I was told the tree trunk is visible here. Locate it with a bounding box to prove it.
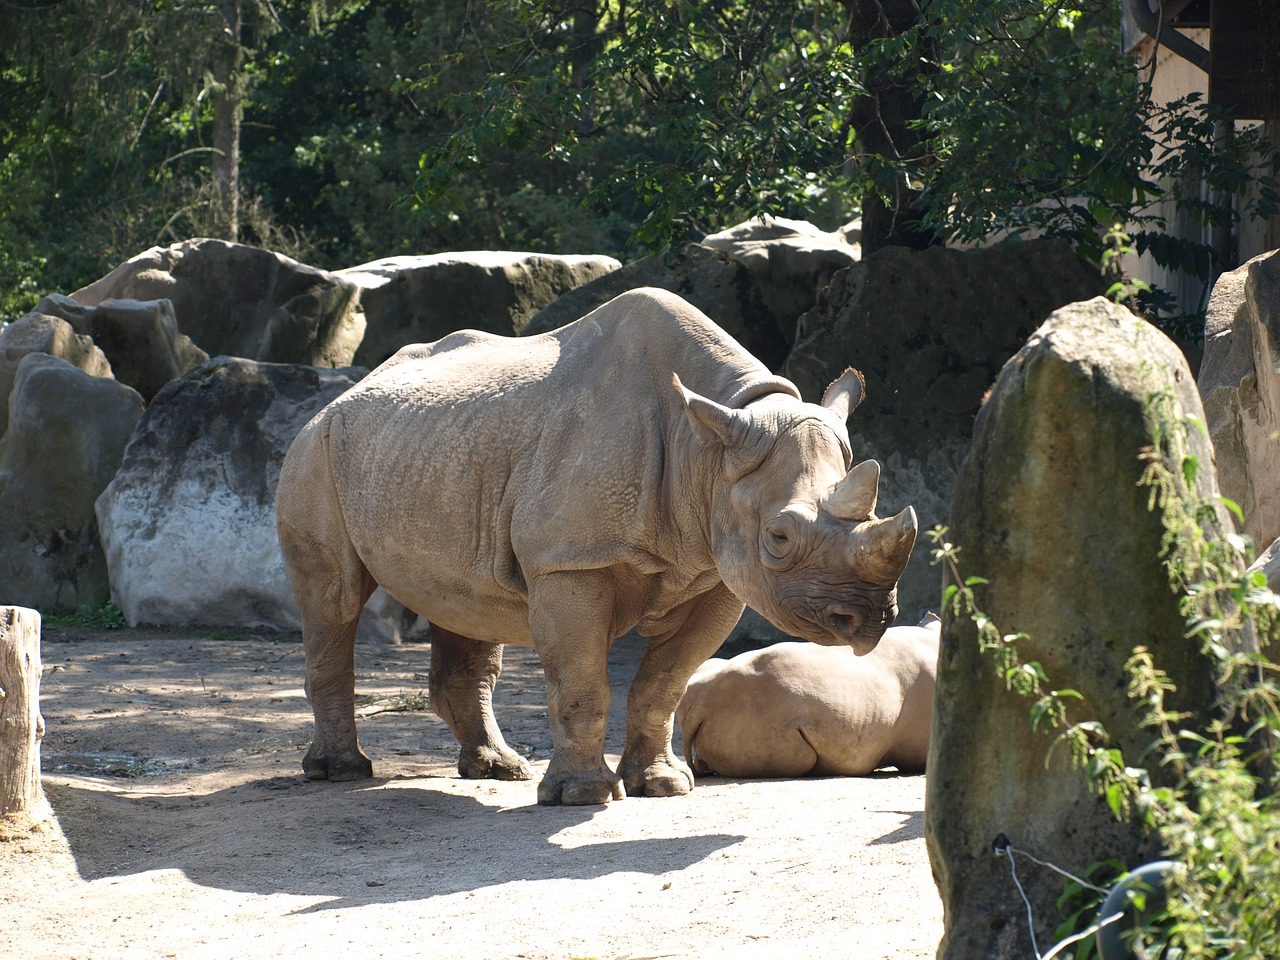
[211,0,243,242]
[0,606,44,822]
[844,0,938,255]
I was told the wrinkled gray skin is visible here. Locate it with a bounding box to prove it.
[276,287,918,805]
[677,615,940,778]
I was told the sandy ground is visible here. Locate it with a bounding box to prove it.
[1,625,943,960]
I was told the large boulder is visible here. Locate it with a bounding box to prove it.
[522,243,791,371]
[340,251,620,368]
[0,311,113,435]
[927,298,1228,960]
[15,294,207,402]
[1199,249,1280,553]
[96,358,368,631]
[71,239,366,368]
[701,216,860,335]
[0,354,144,612]
[783,239,1106,619]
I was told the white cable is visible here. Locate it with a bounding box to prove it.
[994,835,1118,959]
[997,841,1043,959]
[1041,913,1125,960]
[1008,843,1112,896]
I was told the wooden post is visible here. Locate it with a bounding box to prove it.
[0,606,43,822]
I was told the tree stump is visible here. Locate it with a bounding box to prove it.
[0,606,44,822]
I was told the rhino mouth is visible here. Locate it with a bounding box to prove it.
[802,592,897,652]
[822,606,894,653]
[759,584,897,652]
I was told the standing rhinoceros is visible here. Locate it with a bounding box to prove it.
[276,287,917,805]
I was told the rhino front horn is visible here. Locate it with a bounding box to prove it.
[824,458,881,521]
[851,506,918,583]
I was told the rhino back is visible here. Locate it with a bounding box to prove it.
[316,288,787,637]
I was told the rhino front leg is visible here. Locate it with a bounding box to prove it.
[621,585,745,797]
[429,625,532,782]
[528,572,625,806]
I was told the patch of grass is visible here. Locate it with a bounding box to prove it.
[44,601,127,630]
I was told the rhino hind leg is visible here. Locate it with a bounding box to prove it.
[289,539,378,782]
[277,416,377,782]
[429,625,532,782]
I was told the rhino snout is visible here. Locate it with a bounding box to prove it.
[823,602,894,653]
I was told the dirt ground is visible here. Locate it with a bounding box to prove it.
[1,624,943,960]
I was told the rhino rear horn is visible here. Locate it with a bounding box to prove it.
[823,458,880,520]
[852,506,918,584]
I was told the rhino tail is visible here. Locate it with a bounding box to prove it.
[679,710,712,775]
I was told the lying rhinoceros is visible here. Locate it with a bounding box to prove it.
[276,287,917,805]
[677,615,940,778]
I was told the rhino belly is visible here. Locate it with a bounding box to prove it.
[328,403,538,645]
[368,569,534,646]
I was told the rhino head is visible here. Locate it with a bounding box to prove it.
[675,368,917,654]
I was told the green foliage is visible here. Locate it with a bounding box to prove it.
[916,1,1276,341]
[45,602,127,631]
[0,0,315,319]
[411,1,858,253]
[932,392,1280,957]
[2,0,1275,332]
[413,0,1276,337]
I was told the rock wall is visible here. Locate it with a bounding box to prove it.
[71,239,367,368]
[701,215,860,336]
[523,243,791,371]
[341,251,620,368]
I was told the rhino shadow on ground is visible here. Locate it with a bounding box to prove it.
[44,774,746,910]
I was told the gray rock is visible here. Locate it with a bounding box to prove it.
[72,239,366,368]
[927,297,1227,960]
[1251,535,1280,591]
[0,311,113,435]
[17,294,207,402]
[783,240,1107,619]
[1199,249,1280,554]
[0,354,144,612]
[95,357,370,630]
[522,243,790,371]
[701,216,860,335]
[341,251,620,369]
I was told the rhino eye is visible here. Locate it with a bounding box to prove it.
[763,516,797,563]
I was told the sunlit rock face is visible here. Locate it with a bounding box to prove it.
[928,297,1228,960]
[1199,248,1280,555]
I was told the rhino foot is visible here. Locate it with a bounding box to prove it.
[458,745,532,781]
[618,753,695,798]
[537,768,625,806]
[303,746,374,782]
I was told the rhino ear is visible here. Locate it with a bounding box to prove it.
[673,373,753,449]
[823,458,880,520]
[821,368,866,422]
